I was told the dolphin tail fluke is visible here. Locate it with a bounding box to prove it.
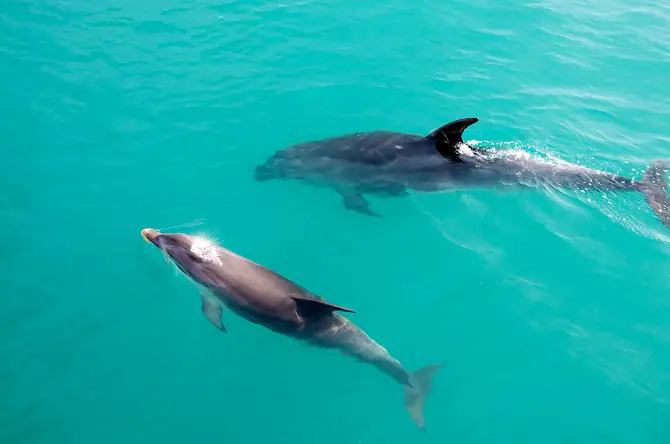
[403,364,444,430]
[635,161,670,228]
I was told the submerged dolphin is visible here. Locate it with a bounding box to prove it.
[255,118,670,226]
[140,228,443,429]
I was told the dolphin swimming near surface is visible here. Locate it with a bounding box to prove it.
[140,228,443,429]
[254,118,670,226]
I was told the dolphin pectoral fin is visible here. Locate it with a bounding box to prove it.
[427,117,479,161]
[338,191,384,218]
[254,164,277,182]
[201,293,226,332]
[378,183,409,197]
[291,296,355,319]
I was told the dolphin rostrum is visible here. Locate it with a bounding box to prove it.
[255,117,670,226]
[140,228,443,429]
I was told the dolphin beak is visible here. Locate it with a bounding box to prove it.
[141,228,160,245]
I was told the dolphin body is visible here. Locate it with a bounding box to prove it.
[255,118,670,226]
[140,228,442,429]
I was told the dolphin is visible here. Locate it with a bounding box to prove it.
[254,117,670,226]
[140,228,443,429]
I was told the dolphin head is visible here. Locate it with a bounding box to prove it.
[141,228,226,289]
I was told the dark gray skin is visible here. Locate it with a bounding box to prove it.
[141,228,442,429]
[255,118,670,227]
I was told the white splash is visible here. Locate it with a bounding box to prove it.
[456,142,474,157]
[190,235,223,266]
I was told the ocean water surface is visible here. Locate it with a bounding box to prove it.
[2,0,670,443]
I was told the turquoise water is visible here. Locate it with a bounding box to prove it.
[2,0,670,442]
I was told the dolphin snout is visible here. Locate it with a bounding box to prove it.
[141,228,160,245]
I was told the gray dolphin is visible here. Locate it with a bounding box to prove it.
[140,228,443,429]
[255,118,670,226]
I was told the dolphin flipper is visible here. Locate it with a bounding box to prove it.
[201,293,226,332]
[384,183,410,197]
[337,190,384,218]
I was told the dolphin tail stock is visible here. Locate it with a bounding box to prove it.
[634,161,670,228]
[403,364,444,430]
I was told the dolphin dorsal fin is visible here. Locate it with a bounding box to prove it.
[427,118,478,160]
[428,117,478,143]
[291,296,355,319]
